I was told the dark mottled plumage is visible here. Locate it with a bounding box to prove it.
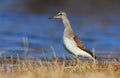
[73,34,97,59]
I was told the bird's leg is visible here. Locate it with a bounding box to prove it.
[92,58,98,65]
[70,57,80,72]
[91,58,98,70]
[76,58,80,64]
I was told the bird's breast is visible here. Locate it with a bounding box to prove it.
[63,36,79,55]
[63,36,93,59]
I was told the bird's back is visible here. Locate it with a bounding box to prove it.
[73,34,97,59]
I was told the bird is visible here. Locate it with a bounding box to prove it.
[49,11,97,61]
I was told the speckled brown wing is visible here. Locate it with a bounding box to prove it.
[73,34,96,59]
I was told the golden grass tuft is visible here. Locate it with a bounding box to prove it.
[0,56,120,78]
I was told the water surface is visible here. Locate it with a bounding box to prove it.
[0,13,120,59]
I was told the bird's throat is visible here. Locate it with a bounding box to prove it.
[62,17,73,36]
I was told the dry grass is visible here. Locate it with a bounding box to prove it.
[0,56,120,78]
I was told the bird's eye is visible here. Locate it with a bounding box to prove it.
[58,13,62,16]
[59,13,62,15]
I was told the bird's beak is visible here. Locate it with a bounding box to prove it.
[48,15,57,19]
[48,17,53,19]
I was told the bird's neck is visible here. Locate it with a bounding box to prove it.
[62,17,73,36]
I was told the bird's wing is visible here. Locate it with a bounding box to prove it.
[73,34,96,58]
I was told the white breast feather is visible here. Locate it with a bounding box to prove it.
[63,36,93,59]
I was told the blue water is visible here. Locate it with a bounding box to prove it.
[0,13,120,58]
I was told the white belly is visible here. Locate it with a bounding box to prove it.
[63,36,93,59]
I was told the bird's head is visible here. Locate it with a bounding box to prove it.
[49,11,67,19]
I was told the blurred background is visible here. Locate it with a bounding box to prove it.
[0,0,120,14]
[0,0,120,58]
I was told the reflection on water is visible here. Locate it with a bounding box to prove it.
[0,13,120,59]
